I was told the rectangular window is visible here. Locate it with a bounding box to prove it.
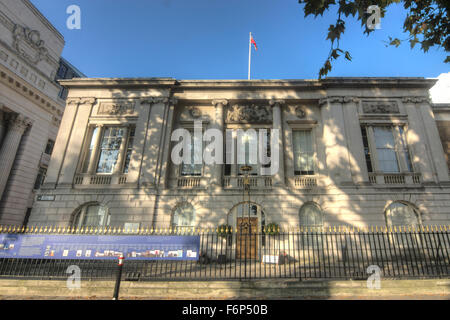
[34,167,47,190]
[374,126,399,173]
[237,131,258,175]
[181,130,202,176]
[45,139,55,155]
[123,127,135,173]
[398,126,413,172]
[361,126,373,172]
[293,130,314,175]
[96,127,125,173]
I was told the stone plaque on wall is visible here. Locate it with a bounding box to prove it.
[362,101,399,114]
[226,104,272,123]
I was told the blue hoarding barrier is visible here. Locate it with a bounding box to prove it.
[0,234,200,260]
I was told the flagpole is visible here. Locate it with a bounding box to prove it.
[248,32,251,80]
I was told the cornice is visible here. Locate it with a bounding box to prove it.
[0,64,64,125]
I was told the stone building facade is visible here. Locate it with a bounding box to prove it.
[0,0,80,225]
[29,77,450,231]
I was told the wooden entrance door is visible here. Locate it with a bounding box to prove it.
[236,217,258,259]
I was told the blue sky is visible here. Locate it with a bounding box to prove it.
[31,0,449,79]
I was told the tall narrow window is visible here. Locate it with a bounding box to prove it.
[181,130,202,176]
[45,140,55,155]
[96,127,125,173]
[123,127,135,173]
[361,126,373,172]
[293,130,314,175]
[238,131,258,175]
[398,126,413,172]
[374,127,399,173]
[33,167,47,190]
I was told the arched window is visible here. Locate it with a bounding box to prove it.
[73,204,110,228]
[172,203,195,228]
[299,203,323,227]
[385,202,420,226]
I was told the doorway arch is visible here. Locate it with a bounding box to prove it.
[226,202,266,259]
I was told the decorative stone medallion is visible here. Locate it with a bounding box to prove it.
[295,106,306,118]
[12,24,48,65]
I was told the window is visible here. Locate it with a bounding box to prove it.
[299,203,323,227]
[293,130,314,175]
[96,127,125,173]
[362,125,413,173]
[299,203,323,249]
[81,127,99,173]
[181,130,202,176]
[123,127,135,173]
[45,139,55,155]
[361,126,373,172]
[73,204,110,228]
[172,203,195,228]
[33,167,47,190]
[385,202,420,227]
[374,127,399,173]
[56,64,67,79]
[237,130,258,175]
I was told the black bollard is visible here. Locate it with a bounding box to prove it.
[112,253,124,300]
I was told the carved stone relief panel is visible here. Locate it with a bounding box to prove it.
[97,101,135,116]
[225,104,272,123]
[362,100,399,114]
[12,24,48,65]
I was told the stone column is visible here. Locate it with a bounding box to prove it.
[416,97,450,183]
[158,98,177,189]
[402,97,435,183]
[269,100,285,186]
[342,97,368,184]
[0,114,32,199]
[58,98,96,186]
[87,124,104,174]
[320,97,353,186]
[211,99,227,187]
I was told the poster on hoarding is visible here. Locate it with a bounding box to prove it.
[0,234,200,261]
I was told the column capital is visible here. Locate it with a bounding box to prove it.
[343,96,360,104]
[319,96,345,105]
[6,114,32,133]
[269,99,285,107]
[402,96,430,104]
[211,99,228,107]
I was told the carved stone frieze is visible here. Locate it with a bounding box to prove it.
[12,24,48,65]
[226,104,272,123]
[98,101,135,115]
[362,100,399,114]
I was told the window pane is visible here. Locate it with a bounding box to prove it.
[386,202,419,226]
[82,127,99,173]
[75,205,109,228]
[96,127,124,173]
[181,130,202,176]
[293,130,314,175]
[300,204,323,226]
[173,204,195,227]
[123,127,135,173]
[374,127,399,173]
[398,126,413,172]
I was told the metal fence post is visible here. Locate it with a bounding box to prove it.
[112,254,124,300]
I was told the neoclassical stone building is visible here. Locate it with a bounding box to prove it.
[0,0,82,225]
[29,77,450,231]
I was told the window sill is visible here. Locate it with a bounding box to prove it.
[73,173,129,186]
[368,172,422,186]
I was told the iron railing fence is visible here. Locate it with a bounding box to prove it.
[0,225,449,281]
